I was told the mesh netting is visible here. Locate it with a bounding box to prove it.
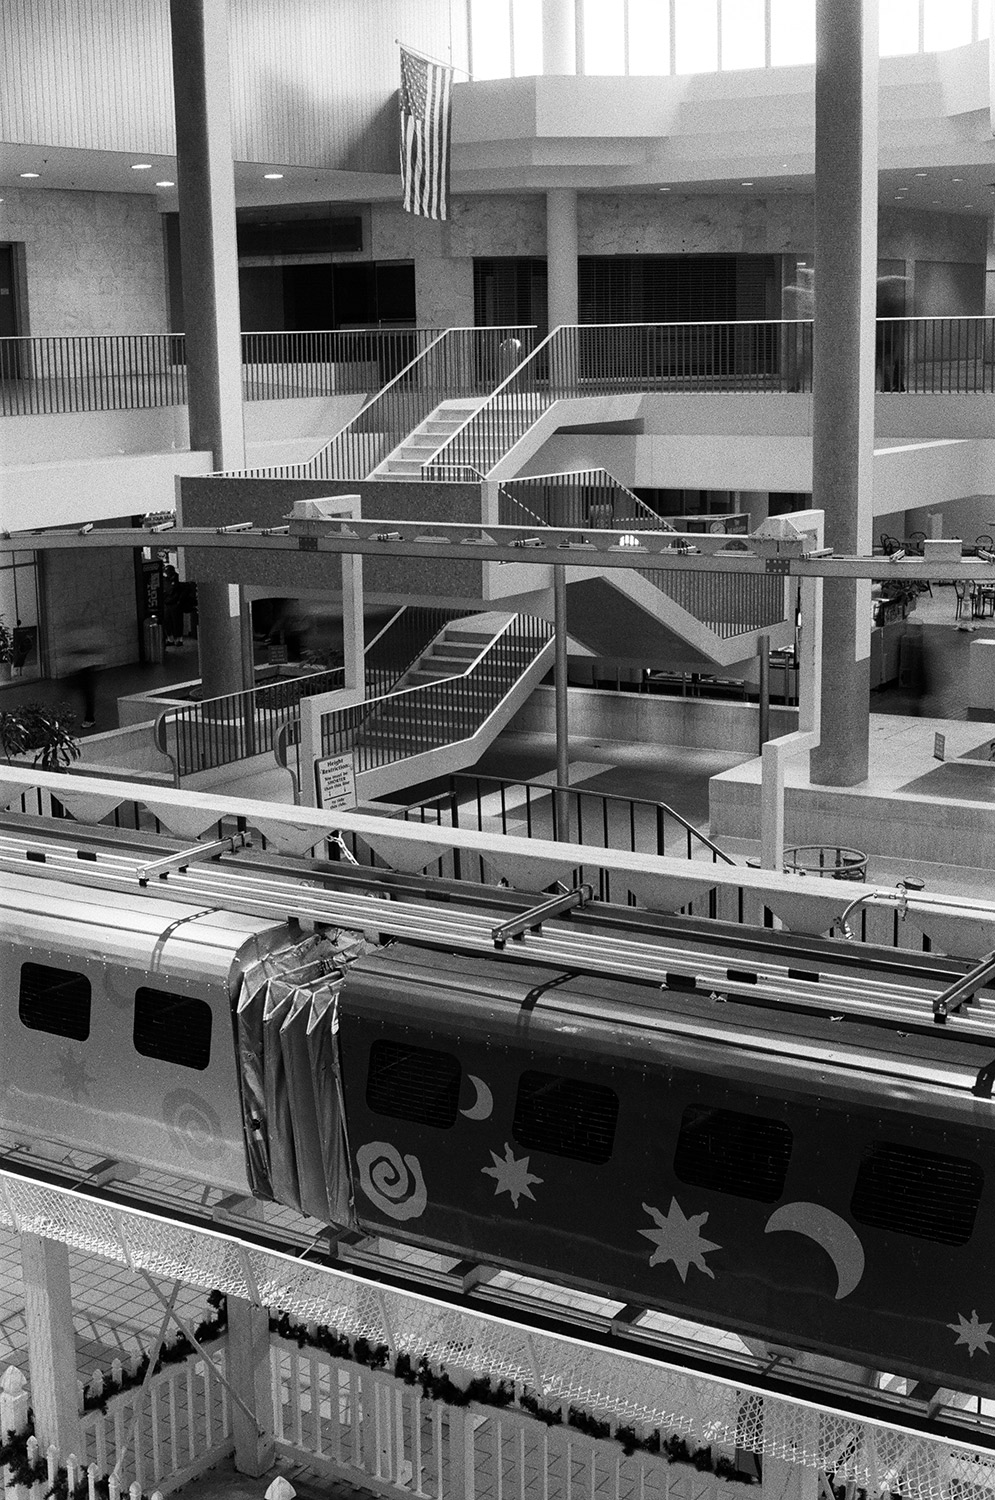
[1,1170,991,1500]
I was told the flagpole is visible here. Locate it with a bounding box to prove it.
[395,38,471,77]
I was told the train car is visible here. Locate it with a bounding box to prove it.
[3,853,995,1398]
[335,944,995,1397]
[0,867,354,1198]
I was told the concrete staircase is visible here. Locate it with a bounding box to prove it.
[350,611,555,798]
[372,399,485,479]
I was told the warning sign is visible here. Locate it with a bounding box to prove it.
[315,752,357,811]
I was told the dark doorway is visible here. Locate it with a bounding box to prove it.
[0,245,23,379]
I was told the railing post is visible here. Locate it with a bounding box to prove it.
[553,564,571,840]
[226,1298,274,1477]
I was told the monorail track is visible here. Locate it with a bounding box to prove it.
[3,814,994,1065]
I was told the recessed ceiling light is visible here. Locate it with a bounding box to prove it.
[263,172,284,179]
[19,172,39,178]
[932,198,940,203]
[965,203,974,208]
[658,186,671,192]
[952,177,963,183]
[155,180,175,187]
[914,171,927,177]
[741,180,754,186]
[131,162,152,170]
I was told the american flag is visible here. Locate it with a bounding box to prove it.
[399,45,454,221]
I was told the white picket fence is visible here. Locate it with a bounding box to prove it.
[1,1345,233,1500]
[269,1337,740,1500]
[4,1336,745,1500]
[77,1348,232,1495]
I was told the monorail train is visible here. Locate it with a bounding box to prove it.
[2,850,995,1399]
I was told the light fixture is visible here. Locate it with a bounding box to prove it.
[131,162,152,170]
[914,171,927,177]
[155,180,175,188]
[965,203,974,208]
[263,172,284,179]
[19,171,39,178]
[741,180,754,186]
[658,186,671,192]
[952,176,963,183]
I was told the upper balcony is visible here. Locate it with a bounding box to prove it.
[4,317,995,530]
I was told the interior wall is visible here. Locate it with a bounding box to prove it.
[1,187,168,335]
[914,260,987,316]
[41,546,139,677]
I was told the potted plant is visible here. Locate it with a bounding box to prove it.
[0,617,13,682]
[0,701,80,771]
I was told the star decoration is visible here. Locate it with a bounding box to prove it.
[948,1310,995,1358]
[482,1143,543,1209]
[53,1049,96,1103]
[640,1198,721,1281]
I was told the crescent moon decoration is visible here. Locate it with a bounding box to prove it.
[764,1202,866,1300]
[460,1075,494,1121]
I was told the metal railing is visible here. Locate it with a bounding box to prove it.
[250,324,537,480]
[317,614,553,774]
[0,328,441,416]
[5,317,995,419]
[155,665,345,778]
[404,771,737,875]
[363,605,470,696]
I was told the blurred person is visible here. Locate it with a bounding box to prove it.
[63,622,103,728]
[162,564,184,646]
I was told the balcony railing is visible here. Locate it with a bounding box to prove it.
[5,317,992,423]
[0,328,440,416]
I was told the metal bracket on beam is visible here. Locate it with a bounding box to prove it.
[765,557,791,574]
[136,832,248,886]
[933,951,995,1023]
[491,883,592,949]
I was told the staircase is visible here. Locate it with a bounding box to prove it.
[315,612,555,799]
[372,400,485,478]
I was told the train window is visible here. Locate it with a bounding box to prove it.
[512,1071,619,1164]
[19,962,91,1041]
[366,1041,461,1128]
[673,1105,792,1201]
[851,1141,983,1245]
[133,988,212,1070]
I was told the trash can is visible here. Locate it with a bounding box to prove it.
[142,613,165,664]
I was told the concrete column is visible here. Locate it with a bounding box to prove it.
[809,0,878,788]
[226,1297,274,1477]
[169,0,248,697]
[543,0,577,74]
[546,189,579,329]
[985,212,995,316]
[197,581,251,700]
[20,1234,82,1456]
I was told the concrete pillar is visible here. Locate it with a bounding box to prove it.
[20,1234,82,1456]
[226,1297,274,1477]
[809,0,878,788]
[169,0,248,697]
[546,189,579,329]
[543,0,577,74]
[985,212,995,317]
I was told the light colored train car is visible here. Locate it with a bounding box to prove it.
[0,870,292,1192]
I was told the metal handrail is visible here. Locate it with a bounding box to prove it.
[262,323,537,481]
[0,328,444,416]
[318,613,554,771]
[448,771,738,866]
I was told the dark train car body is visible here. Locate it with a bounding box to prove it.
[336,946,995,1394]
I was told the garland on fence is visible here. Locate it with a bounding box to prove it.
[0,1292,229,1500]
[268,1309,756,1484]
[81,1289,228,1415]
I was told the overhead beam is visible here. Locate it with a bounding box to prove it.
[4,522,994,581]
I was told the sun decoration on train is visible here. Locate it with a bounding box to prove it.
[481,1143,544,1208]
[948,1310,995,1358]
[639,1198,721,1281]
